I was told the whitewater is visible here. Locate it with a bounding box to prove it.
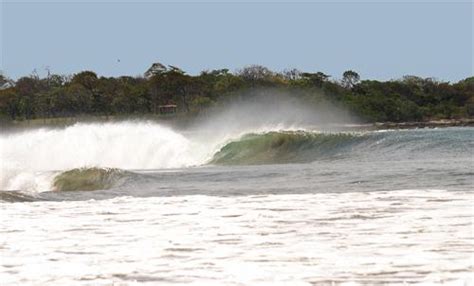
[1,120,473,285]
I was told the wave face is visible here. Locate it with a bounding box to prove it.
[211,131,366,165]
[52,168,133,192]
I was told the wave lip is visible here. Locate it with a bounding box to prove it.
[52,167,132,192]
[210,131,366,165]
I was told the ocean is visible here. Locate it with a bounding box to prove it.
[0,122,473,285]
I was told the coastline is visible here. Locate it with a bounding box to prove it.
[373,118,474,130]
[1,116,473,131]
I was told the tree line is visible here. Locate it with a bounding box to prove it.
[0,63,472,123]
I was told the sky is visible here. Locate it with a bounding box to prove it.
[0,0,472,82]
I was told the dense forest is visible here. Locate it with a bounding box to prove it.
[0,63,473,123]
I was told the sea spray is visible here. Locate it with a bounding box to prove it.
[0,122,202,170]
[0,122,210,192]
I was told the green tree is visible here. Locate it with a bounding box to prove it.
[342,70,360,89]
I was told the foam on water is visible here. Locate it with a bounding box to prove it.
[0,190,472,285]
[0,122,210,192]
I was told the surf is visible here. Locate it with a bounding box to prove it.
[0,121,214,192]
[1,120,472,193]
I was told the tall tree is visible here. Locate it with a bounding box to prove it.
[342,70,360,89]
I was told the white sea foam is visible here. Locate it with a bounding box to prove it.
[0,190,472,285]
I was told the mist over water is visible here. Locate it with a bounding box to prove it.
[190,91,357,134]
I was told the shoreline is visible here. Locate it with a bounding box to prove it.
[1,116,473,131]
[373,118,474,130]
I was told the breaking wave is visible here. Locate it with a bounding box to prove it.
[1,121,471,193]
[211,131,367,165]
[0,122,213,192]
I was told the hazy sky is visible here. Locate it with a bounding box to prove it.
[1,0,472,81]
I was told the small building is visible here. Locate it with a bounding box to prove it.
[158,104,177,115]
